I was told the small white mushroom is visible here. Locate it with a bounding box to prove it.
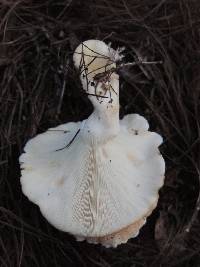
[19,40,165,248]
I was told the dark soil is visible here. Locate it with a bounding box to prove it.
[0,0,200,266]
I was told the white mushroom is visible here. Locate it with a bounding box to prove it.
[19,40,165,248]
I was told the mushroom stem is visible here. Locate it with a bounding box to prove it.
[82,106,120,143]
[73,40,120,142]
[82,79,120,143]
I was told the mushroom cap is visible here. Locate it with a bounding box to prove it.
[20,114,165,247]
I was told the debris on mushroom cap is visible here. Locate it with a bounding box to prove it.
[73,39,117,80]
[73,40,120,112]
[19,40,165,248]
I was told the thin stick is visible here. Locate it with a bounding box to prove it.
[55,129,80,151]
[94,60,163,81]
